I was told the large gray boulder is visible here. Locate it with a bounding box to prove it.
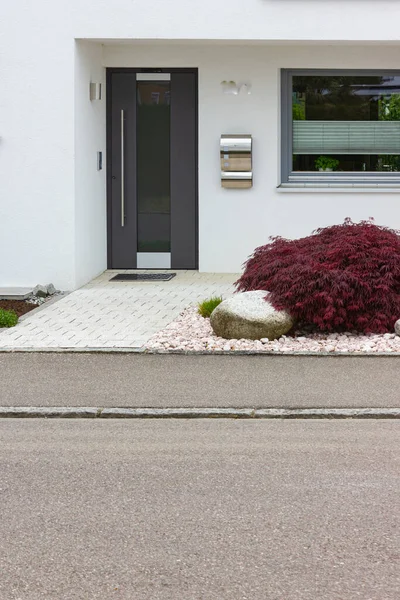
[395,319,400,336]
[210,291,294,341]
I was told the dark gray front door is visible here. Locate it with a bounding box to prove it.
[108,70,198,269]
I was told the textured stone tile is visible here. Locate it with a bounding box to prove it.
[0,271,237,350]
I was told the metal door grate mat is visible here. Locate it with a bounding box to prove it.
[110,273,176,282]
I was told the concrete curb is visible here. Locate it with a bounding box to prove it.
[101,407,255,418]
[0,347,400,356]
[0,347,145,353]
[145,349,400,357]
[253,408,400,419]
[1,407,400,419]
[0,407,99,418]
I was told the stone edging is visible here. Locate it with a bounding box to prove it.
[1,407,400,419]
[0,347,145,353]
[144,349,400,357]
[0,347,400,356]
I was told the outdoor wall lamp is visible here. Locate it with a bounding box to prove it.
[90,82,102,101]
[221,80,251,95]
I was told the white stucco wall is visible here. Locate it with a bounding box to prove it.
[0,3,75,289]
[104,43,400,273]
[2,0,400,288]
[74,42,107,288]
[70,0,400,42]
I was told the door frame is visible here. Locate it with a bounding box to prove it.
[106,67,199,269]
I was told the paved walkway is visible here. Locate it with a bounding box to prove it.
[0,271,237,350]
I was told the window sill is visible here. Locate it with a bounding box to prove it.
[277,184,400,193]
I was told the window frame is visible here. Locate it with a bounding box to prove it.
[281,69,400,187]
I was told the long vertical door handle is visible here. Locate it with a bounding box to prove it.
[121,109,125,227]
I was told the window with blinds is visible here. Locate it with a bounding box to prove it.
[281,71,400,185]
[293,121,400,155]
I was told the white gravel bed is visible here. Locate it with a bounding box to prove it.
[146,307,400,354]
[26,291,64,307]
[26,296,50,306]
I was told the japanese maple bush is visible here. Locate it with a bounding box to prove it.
[236,219,400,333]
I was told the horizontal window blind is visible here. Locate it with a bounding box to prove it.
[293,120,400,154]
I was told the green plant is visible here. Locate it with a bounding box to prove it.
[292,103,305,120]
[377,95,400,172]
[376,155,400,172]
[198,296,223,318]
[314,156,339,171]
[0,308,18,328]
[379,94,400,121]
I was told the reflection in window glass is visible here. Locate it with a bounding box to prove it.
[137,81,171,252]
[292,75,400,172]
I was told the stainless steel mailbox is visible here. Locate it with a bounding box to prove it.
[220,134,252,188]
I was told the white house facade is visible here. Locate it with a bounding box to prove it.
[2,0,400,289]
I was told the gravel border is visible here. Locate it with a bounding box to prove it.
[1,407,400,419]
[145,307,400,355]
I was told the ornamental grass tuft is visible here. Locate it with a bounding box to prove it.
[198,296,223,318]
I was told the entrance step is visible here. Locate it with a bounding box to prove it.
[0,287,33,300]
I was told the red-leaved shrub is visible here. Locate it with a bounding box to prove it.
[236,219,400,333]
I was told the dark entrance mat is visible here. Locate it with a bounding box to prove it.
[110,273,176,282]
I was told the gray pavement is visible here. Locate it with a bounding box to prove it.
[0,353,399,408]
[0,419,399,599]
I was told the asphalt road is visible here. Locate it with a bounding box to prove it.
[0,419,399,599]
[0,353,399,408]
